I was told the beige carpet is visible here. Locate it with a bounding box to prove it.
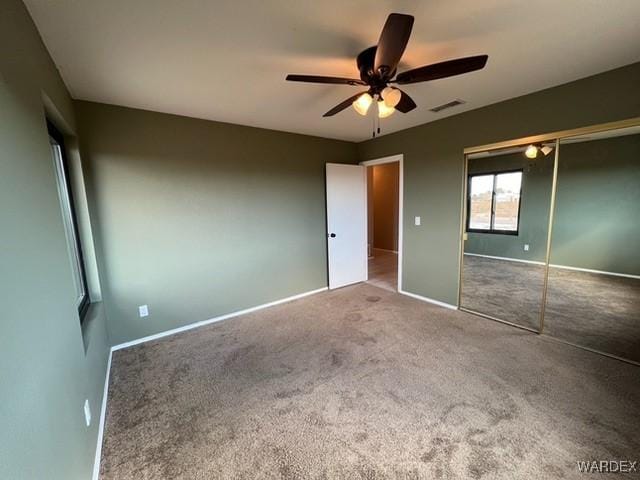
[461,255,546,330]
[461,255,640,362]
[101,283,640,479]
[367,248,398,292]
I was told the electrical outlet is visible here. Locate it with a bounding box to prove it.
[524,244,530,251]
[415,216,421,226]
[84,399,91,427]
[139,304,149,317]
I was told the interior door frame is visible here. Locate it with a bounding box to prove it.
[359,154,404,291]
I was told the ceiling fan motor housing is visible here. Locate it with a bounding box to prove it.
[357,46,393,92]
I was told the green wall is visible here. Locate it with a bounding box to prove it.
[466,153,554,262]
[76,101,358,345]
[550,134,640,275]
[357,62,640,305]
[0,1,110,479]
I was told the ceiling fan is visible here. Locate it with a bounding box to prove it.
[286,13,488,119]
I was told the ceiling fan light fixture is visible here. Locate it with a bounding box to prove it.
[540,145,553,156]
[377,100,395,118]
[382,86,402,108]
[525,144,538,159]
[285,14,489,119]
[353,93,373,116]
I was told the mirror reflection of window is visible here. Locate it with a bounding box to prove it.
[493,171,522,231]
[468,171,522,233]
[468,175,493,230]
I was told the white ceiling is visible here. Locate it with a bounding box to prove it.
[24,0,640,142]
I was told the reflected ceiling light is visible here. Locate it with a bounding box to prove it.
[525,144,538,159]
[381,86,402,108]
[352,93,373,116]
[377,100,395,118]
[540,145,553,156]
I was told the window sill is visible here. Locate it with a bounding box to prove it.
[467,230,519,236]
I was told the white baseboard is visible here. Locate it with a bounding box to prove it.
[463,252,545,266]
[547,263,640,280]
[399,289,458,310]
[112,287,328,351]
[372,247,398,254]
[92,348,112,480]
[463,252,640,279]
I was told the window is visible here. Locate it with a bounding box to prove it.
[48,121,90,321]
[467,170,522,234]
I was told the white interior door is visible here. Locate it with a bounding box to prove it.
[326,163,367,289]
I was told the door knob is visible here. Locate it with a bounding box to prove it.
[328,233,336,238]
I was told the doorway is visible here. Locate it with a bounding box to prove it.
[362,155,403,292]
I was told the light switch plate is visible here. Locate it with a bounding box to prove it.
[524,244,530,251]
[415,216,421,226]
[84,399,91,427]
[139,305,149,317]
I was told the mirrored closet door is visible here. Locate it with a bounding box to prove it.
[460,143,555,331]
[460,118,640,365]
[544,126,640,362]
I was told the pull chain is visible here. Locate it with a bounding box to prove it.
[370,95,383,138]
[372,111,376,138]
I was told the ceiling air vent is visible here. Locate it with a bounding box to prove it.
[429,99,466,113]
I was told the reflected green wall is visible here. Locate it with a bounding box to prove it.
[550,135,640,275]
[465,135,640,276]
[0,1,109,479]
[357,62,640,305]
[466,153,554,262]
[76,101,358,345]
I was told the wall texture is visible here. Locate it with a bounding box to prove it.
[0,1,109,479]
[465,135,640,276]
[76,101,358,345]
[357,62,640,305]
[372,162,399,251]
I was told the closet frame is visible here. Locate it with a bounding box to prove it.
[457,116,640,366]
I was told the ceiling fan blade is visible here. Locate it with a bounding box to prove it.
[323,91,368,117]
[374,13,414,78]
[286,74,366,86]
[395,90,417,113]
[395,55,488,84]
